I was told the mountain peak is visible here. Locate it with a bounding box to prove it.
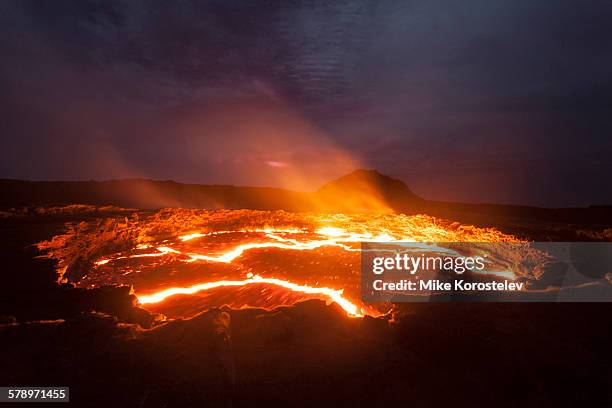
[315,169,423,212]
[323,169,391,184]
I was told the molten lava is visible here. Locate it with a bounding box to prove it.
[37,210,521,318]
[138,273,362,317]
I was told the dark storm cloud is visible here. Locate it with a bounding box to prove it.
[1,0,611,206]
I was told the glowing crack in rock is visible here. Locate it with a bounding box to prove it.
[131,246,181,258]
[184,233,358,263]
[110,228,407,265]
[179,228,304,242]
[137,273,363,317]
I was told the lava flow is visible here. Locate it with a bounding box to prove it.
[138,273,363,317]
[37,210,521,318]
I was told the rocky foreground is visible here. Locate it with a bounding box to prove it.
[2,300,610,407]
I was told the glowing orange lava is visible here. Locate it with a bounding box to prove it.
[38,210,521,318]
[138,273,363,317]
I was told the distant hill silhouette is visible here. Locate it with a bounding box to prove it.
[1,170,611,224]
[316,169,423,212]
[0,178,310,211]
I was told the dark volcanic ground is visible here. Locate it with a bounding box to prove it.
[0,207,611,407]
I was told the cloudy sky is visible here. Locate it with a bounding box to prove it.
[1,0,611,206]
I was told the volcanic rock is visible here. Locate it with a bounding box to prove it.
[316,169,424,212]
